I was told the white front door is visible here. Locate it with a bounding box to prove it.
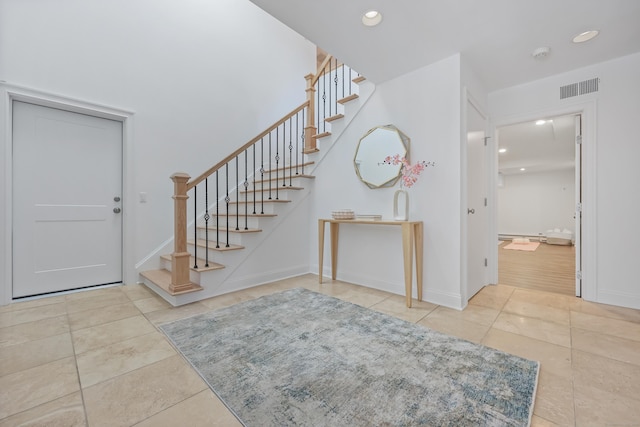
[12,101,123,298]
[466,99,488,300]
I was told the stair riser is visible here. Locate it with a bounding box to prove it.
[218,203,279,214]
[231,189,294,200]
[186,243,245,264]
[196,229,247,245]
[240,190,298,199]
[257,169,312,178]
[199,216,270,229]
[247,183,304,192]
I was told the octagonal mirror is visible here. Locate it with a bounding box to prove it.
[354,125,410,189]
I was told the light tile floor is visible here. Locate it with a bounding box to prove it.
[1,274,640,426]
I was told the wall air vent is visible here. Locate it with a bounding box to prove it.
[560,78,599,99]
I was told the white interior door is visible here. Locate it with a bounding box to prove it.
[466,99,488,300]
[12,101,123,298]
[575,114,582,297]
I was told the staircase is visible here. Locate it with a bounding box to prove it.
[139,56,375,306]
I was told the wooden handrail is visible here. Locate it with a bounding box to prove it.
[310,54,333,86]
[187,101,309,190]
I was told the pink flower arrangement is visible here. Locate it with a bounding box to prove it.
[383,154,435,188]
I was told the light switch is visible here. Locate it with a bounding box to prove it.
[140,192,147,203]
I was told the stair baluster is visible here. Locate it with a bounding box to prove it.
[225,164,230,248]
[235,157,239,231]
[215,171,220,249]
[244,150,249,231]
[204,178,209,267]
[193,187,198,269]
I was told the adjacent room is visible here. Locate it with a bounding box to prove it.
[497,114,579,296]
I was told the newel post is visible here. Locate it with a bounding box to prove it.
[304,73,318,153]
[170,172,192,293]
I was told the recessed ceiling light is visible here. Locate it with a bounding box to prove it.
[362,10,382,26]
[535,120,546,125]
[499,148,507,153]
[573,30,599,43]
[520,168,526,171]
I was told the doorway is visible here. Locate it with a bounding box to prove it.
[12,101,124,298]
[496,113,581,296]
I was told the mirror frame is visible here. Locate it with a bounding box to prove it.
[353,124,410,189]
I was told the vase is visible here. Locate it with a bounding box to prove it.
[393,188,409,221]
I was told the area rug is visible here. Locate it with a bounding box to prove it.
[503,241,541,251]
[160,288,539,426]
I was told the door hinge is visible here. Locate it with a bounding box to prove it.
[576,271,582,280]
[576,135,582,145]
[576,202,582,212]
[484,258,488,267]
[484,136,490,146]
[484,197,487,207]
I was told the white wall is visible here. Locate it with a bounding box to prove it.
[310,55,465,308]
[489,52,640,309]
[0,0,315,303]
[498,169,575,237]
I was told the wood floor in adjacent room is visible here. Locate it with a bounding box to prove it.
[498,240,576,296]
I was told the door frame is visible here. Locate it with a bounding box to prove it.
[489,101,597,301]
[0,83,136,305]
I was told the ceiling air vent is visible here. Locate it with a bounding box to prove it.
[560,78,599,99]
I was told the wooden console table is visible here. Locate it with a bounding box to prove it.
[318,219,424,307]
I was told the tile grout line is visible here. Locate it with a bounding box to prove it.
[479,287,515,344]
[64,294,91,427]
[569,304,578,427]
[68,286,150,424]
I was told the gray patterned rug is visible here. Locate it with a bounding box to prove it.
[160,288,539,426]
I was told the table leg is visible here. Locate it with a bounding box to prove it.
[401,222,414,308]
[330,222,339,280]
[318,220,325,284]
[414,222,424,301]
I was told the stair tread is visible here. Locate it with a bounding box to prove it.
[228,199,291,205]
[160,254,225,272]
[312,131,331,139]
[215,212,278,217]
[140,269,203,295]
[325,114,344,123]
[262,161,314,173]
[241,186,304,193]
[188,238,244,251]
[197,225,262,233]
[352,76,366,83]
[253,175,314,183]
[338,93,359,104]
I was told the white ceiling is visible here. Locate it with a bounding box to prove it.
[497,114,577,175]
[250,1,637,174]
[249,0,640,92]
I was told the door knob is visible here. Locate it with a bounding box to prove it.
[467,208,475,214]
[113,207,121,213]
